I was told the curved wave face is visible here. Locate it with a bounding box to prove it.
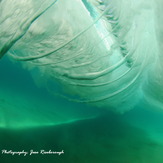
[0,0,163,113]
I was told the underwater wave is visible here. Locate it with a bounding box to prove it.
[0,0,163,113]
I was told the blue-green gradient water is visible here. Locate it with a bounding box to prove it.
[1,0,163,162]
[1,56,163,163]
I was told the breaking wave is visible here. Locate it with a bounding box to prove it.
[0,0,163,113]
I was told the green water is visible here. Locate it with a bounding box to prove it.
[1,0,163,162]
[1,108,163,163]
[1,57,163,163]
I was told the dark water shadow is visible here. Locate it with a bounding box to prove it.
[0,112,163,163]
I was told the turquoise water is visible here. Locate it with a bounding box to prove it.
[0,57,102,129]
[1,57,163,163]
[1,0,163,162]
